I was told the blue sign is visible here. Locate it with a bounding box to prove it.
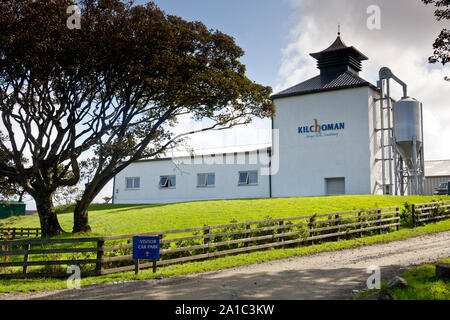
[132,236,160,260]
[298,119,345,135]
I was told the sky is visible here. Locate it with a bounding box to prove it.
[143,0,450,158]
[15,0,450,209]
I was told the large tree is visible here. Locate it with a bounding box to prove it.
[422,0,449,80]
[0,0,274,236]
[0,136,27,202]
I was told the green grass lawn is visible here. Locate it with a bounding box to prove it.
[356,257,450,300]
[1,195,449,237]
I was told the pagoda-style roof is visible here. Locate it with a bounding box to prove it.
[271,33,375,100]
[309,35,368,74]
[310,35,368,60]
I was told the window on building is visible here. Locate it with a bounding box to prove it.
[238,171,258,185]
[159,175,176,188]
[125,177,140,189]
[197,173,215,187]
[325,178,345,195]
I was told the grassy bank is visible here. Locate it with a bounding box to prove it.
[356,257,450,300]
[1,195,449,237]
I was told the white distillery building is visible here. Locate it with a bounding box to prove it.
[113,34,403,205]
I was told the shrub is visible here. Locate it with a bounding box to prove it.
[400,202,413,227]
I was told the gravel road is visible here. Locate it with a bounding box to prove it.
[3,231,450,300]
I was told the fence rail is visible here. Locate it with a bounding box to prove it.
[412,200,450,227]
[0,206,401,279]
[0,228,41,240]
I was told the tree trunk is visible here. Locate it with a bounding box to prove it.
[72,149,145,233]
[35,195,64,237]
[73,172,114,233]
[73,198,92,233]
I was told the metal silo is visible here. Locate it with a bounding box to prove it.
[393,97,423,169]
[392,97,425,195]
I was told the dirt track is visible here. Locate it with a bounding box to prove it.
[3,231,450,300]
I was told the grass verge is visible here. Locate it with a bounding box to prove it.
[2,218,450,295]
[355,257,450,300]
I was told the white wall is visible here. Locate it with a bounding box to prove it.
[271,86,375,197]
[113,152,270,204]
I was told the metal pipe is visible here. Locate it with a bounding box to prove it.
[387,79,393,194]
[379,79,386,194]
[393,137,398,195]
[379,67,408,98]
[391,74,408,98]
[400,157,405,196]
[420,102,425,195]
[412,137,419,195]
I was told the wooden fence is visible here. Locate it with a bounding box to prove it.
[0,227,41,240]
[412,200,450,227]
[0,206,400,279]
[2,200,450,280]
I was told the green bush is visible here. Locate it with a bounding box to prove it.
[400,202,413,227]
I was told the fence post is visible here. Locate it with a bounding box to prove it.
[158,235,163,265]
[377,210,382,234]
[335,214,340,241]
[278,221,285,249]
[23,243,31,274]
[358,212,363,238]
[12,228,16,240]
[396,208,400,231]
[96,240,104,275]
[0,240,8,263]
[412,204,416,228]
[204,227,210,255]
[245,224,251,247]
[135,259,140,275]
[309,217,315,245]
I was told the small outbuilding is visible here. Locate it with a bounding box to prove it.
[423,160,450,195]
[0,201,26,219]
